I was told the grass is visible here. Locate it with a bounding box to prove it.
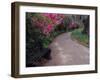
[71,28,89,47]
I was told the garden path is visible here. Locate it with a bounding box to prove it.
[44,32,89,66]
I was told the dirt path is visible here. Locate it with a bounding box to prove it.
[44,32,89,66]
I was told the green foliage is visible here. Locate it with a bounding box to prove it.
[71,28,89,47]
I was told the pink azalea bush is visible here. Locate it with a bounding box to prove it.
[31,13,64,35]
[42,13,64,25]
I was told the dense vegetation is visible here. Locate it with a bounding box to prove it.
[71,28,89,47]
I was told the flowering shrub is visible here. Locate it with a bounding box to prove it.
[43,24,53,35]
[30,13,64,35]
[42,13,64,25]
[69,22,78,29]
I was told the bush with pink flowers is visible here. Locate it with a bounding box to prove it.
[29,13,64,35]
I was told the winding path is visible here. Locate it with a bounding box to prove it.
[44,32,89,66]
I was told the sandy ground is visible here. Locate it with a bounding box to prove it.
[44,32,89,66]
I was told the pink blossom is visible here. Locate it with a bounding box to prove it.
[69,22,77,28]
[43,24,53,35]
[47,24,53,32]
